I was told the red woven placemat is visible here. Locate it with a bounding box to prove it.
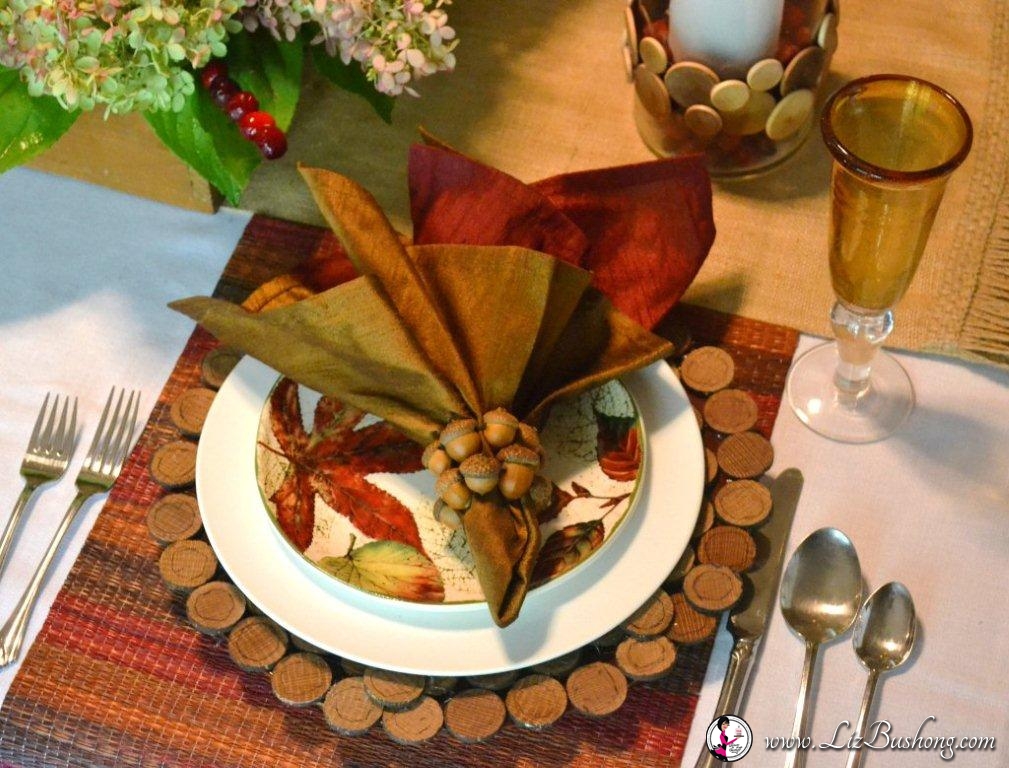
[0,215,798,768]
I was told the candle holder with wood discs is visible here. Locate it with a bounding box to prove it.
[624,0,838,176]
[146,337,779,744]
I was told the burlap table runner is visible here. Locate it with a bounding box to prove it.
[0,214,799,768]
[243,0,1008,366]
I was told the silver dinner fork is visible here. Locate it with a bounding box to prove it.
[0,388,140,667]
[0,394,77,579]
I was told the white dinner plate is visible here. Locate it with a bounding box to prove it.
[196,357,703,675]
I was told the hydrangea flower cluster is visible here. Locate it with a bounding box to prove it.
[0,0,244,113]
[241,0,457,96]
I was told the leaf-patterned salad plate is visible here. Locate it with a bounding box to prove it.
[195,357,703,674]
[255,377,645,609]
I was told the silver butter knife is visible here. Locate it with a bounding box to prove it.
[695,468,804,768]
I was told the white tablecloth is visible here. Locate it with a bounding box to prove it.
[0,168,249,703]
[1,168,1008,766]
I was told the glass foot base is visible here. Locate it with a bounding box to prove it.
[786,342,914,443]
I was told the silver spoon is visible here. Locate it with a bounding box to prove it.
[780,528,863,768]
[845,582,917,768]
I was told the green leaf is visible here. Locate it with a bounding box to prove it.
[320,540,445,603]
[0,67,80,174]
[226,32,303,131]
[144,86,260,206]
[311,46,394,125]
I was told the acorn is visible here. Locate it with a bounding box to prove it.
[497,444,540,500]
[482,408,519,449]
[459,454,501,495]
[436,468,472,511]
[440,418,481,462]
[433,499,464,531]
[517,422,547,467]
[422,440,453,476]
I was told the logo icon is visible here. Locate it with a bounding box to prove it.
[706,714,752,762]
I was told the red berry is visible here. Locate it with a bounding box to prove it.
[238,110,277,141]
[225,91,259,122]
[256,126,288,160]
[210,78,239,108]
[199,60,228,90]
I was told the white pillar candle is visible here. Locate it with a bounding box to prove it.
[667,0,785,79]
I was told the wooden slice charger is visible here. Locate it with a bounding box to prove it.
[717,431,774,479]
[169,387,215,437]
[364,668,426,710]
[272,652,332,706]
[382,696,444,744]
[693,500,716,539]
[159,539,216,593]
[186,580,245,634]
[228,615,288,672]
[615,635,677,681]
[680,346,734,393]
[506,674,568,729]
[201,347,242,389]
[323,677,383,736]
[667,592,718,645]
[149,440,197,490]
[697,526,757,573]
[683,564,743,614]
[445,688,507,742]
[566,662,627,717]
[704,389,759,434]
[623,590,675,639]
[714,480,773,527]
[146,493,202,545]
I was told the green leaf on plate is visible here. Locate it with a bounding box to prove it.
[0,67,80,174]
[144,86,261,206]
[320,540,445,603]
[226,32,303,131]
[311,46,394,125]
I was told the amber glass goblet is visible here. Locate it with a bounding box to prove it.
[787,75,972,442]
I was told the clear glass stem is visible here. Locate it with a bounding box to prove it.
[829,302,894,398]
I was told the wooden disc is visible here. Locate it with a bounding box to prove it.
[710,79,750,113]
[566,663,627,718]
[201,347,242,389]
[722,90,775,136]
[467,670,518,691]
[634,64,671,119]
[169,387,215,437]
[445,688,506,742]
[186,580,245,634]
[159,539,216,593]
[817,12,838,54]
[146,493,202,545]
[781,46,826,95]
[746,58,784,91]
[615,635,677,681]
[704,448,718,485]
[623,590,675,639]
[664,61,719,109]
[506,674,567,729]
[364,668,426,710]
[693,499,715,539]
[680,347,734,393]
[766,88,814,141]
[227,615,288,672]
[425,676,459,697]
[717,431,774,479]
[382,696,443,744]
[665,544,696,587]
[639,36,668,74]
[667,592,719,645]
[714,479,773,527]
[683,564,743,614]
[697,526,758,572]
[323,677,383,736]
[271,652,332,706]
[684,104,723,140]
[149,440,197,490]
[704,389,759,434]
[531,649,582,678]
